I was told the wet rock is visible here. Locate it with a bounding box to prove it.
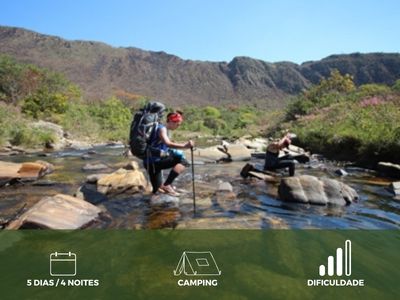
[150,194,179,207]
[278,175,358,205]
[97,163,149,195]
[388,182,400,196]
[377,162,400,178]
[237,137,268,152]
[218,181,233,192]
[217,142,252,161]
[6,194,102,229]
[86,173,107,184]
[67,140,92,150]
[335,169,349,176]
[0,161,54,186]
[82,163,109,171]
[183,146,228,162]
[124,161,140,170]
[240,163,279,183]
[214,190,238,211]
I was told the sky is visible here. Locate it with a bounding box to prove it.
[1,0,399,64]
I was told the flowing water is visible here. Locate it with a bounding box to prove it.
[1,146,399,229]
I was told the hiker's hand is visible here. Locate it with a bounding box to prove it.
[185,140,194,148]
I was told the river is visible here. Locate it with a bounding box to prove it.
[1,145,399,229]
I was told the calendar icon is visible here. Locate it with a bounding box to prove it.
[50,252,77,276]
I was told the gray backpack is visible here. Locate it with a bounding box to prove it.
[129,101,166,159]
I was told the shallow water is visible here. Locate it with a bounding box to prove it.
[0,146,399,229]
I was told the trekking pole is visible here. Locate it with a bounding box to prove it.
[190,147,196,215]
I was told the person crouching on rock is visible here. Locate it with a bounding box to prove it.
[264,133,295,176]
[144,111,194,196]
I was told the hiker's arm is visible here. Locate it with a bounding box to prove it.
[278,136,291,149]
[159,127,193,149]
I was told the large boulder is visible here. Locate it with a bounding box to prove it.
[278,175,358,205]
[31,120,67,150]
[6,194,102,229]
[97,161,149,195]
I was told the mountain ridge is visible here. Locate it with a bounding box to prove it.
[1,25,399,108]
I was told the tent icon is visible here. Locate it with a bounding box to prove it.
[173,251,222,276]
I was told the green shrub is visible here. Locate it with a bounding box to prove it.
[357,83,391,98]
[392,79,400,92]
[9,124,55,147]
[61,97,131,143]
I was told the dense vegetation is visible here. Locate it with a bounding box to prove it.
[0,55,133,146]
[1,54,399,165]
[283,70,400,164]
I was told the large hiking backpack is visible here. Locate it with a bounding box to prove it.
[129,101,166,159]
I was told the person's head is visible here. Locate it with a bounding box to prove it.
[166,111,183,130]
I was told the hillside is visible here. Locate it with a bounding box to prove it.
[1,26,400,108]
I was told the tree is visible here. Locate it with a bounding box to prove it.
[0,55,23,104]
[305,69,355,102]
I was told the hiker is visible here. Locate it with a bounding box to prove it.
[144,111,194,196]
[263,132,295,176]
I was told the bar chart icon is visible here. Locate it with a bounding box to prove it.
[319,240,351,276]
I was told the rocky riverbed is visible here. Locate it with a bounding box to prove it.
[1,143,399,229]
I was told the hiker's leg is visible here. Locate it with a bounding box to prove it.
[155,156,185,186]
[165,162,186,184]
[276,160,295,176]
[264,153,279,171]
[146,165,163,193]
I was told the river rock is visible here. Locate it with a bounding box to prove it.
[86,173,108,184]
[0,160,54,186]
[237,137,268,152]
[184,146,228,162]
[218,181,233,192]
[82,163,109,171]
[217,142,252,161]
[335,169,349,176]
[69,141,93,150]
[278,175,358,205]
[389,182,400,196]
[97,161,149,195]
[6,194,102,229]
[150,194,180,207]
[240,163,279,183]
[377,162,400,178]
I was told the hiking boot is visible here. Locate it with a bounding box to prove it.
[159,185,180,196]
